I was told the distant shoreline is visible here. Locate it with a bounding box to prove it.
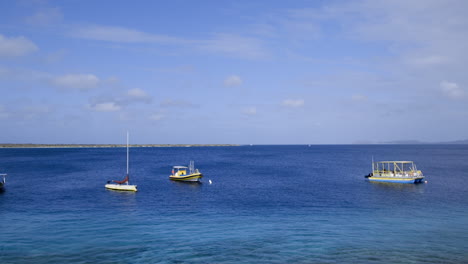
[0,144,240,148]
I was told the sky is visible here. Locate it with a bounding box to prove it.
[0,0,467,144]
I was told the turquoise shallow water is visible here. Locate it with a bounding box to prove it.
[1,145,467,263]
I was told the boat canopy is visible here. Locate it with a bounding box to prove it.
[373,160,418,173]
[173,166,188,169]
[376,161,414,164]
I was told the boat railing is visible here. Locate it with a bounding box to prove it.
[189,160,195,175]
[372,170,422,178]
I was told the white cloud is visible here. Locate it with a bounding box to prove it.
[71,25,183,44]
[87,88,151,114]
[281,99,305,108]
[350,1,468,44]
[89,102,121,112]
[336,1,468,68]
[351,95,368,102]
[127,88,148,97]
[224,75,243,87]
[160,99,198,108]
[51,74,100,90]
[279,10,322,40]
[21,105,52,119]
[406,55,451,67]
[126,88,152,103]
[44,49,67,63]
[242,106,257,116]
[147,65,195,74]
[0,68,106,93]
[0,105,54,120]
[0,34,38,57]
[25,7,63,25]
[71,25,268,59]
[440,81,464,99]
[0,67,10,78]
[0,105,10,119]
[276,1,468,69]
[199,34,267,59]
[149,112,165,121]
[118,112,132,121]
[249,23,278,38]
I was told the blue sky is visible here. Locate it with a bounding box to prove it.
[1,0,467,144]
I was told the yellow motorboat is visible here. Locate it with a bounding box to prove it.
[169,161,203,182]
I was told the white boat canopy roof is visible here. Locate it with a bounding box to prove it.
[375,161,414,163]
[173,166,188,169]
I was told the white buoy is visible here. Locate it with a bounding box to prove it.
[209,180,212,184]
[425,181,428,183]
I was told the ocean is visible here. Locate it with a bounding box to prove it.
[1,145,467,263]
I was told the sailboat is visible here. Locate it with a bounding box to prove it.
[105,132,138,192]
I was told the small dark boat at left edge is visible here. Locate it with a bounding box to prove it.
[0,173,7,191]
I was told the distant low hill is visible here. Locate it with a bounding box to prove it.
[380,139,468,144]
[380,140,425,144]
[439,139,468,144]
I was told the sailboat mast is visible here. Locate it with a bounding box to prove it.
[127,131,129,177]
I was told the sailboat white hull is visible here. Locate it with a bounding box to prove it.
[105,183,137,192]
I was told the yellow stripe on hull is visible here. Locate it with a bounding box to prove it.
[169,173,203,182]
[369,177,416,181]
[367,177,424,183]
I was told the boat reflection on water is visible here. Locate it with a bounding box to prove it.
[106,189,138,210]
[369,181,426,194]
[171,180,203,189]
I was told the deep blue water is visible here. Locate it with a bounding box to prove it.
[1,145,467,263]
